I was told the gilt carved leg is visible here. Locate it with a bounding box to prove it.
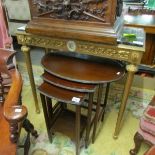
[114,64,138,138]
[21,45,40,113]
[130,132,144,155]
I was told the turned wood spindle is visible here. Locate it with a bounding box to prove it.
[0,73,4,103]
[10,122,19,143]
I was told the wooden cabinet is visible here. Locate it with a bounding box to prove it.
[26,0,123,45]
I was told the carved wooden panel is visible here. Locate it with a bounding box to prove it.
[28,0,122,24]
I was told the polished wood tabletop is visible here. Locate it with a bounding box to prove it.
[41,52,125,84]
[38,82,86,104]
[42,72,96,92]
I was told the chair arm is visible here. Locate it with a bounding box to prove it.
[3,68,28,143]
[4,105,27,123]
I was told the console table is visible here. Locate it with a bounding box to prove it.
[16,30,144,138]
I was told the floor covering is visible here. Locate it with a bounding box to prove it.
[16,52,154,155]
[17,84,151,155]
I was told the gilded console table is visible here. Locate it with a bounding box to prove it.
[16,31,144,138]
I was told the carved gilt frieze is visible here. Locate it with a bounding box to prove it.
[77,44,131,62]
[17,35,32,45]
[17,34,66,48]
[17,33,143,64]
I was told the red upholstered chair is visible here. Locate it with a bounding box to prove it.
[0,48,38,155]
[130,96,155,155]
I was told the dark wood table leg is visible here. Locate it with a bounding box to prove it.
[92,84,103,143]
[101,83,110,121]
[76,105,81,155]
[85,92,93,148]
[40,93,52,142]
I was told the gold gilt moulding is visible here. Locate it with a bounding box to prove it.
[17,33,144,64]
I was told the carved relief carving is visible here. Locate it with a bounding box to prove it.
[17,35,32,45]
[17,34,66,48]
[31,0,108,22]
[78,44,131,62]
[130,52,142,64]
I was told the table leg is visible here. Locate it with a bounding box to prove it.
[76,105,81,155]
[85,92,93,148]
[21,45,40,113]
[92,84,103,143]
[113,64,138,138]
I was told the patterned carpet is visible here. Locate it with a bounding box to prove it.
[30,132,94,155]
[18,85,151,155]
[17,62,155,155]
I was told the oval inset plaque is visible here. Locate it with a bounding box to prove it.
[67,41,76,52]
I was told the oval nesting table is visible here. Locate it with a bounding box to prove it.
[41,52,125,84]
[39,52,126,155]
[38,75,96,155]
[41,71,97,92]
